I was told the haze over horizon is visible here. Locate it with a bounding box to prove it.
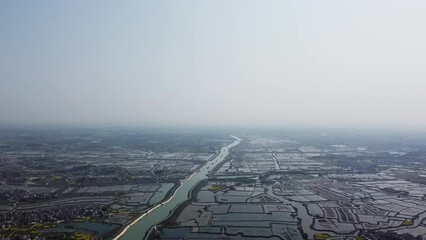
[1,1,426,130]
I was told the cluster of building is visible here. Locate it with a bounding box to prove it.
[0,189,55,202]
[0,206,107,228]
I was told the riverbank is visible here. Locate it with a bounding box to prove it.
[107,180,180,240]
[146,179,209,239]
[111,151,222,238]
[110,172,197,240]
[112,137,241,240]
[145,141,237,239]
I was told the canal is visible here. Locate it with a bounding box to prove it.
[114,136,242,240]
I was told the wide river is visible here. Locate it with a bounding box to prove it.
[114,136,242,240]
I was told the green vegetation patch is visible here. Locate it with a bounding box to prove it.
[207,185,226,192]
[314,233,330,240]
[403,218,413,226]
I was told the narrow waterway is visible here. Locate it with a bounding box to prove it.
[114,136,242,240]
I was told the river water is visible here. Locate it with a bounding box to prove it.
[114,136,242,240]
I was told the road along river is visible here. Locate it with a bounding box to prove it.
[113,135,242,240]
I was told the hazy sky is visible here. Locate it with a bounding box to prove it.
[1,1,426,129]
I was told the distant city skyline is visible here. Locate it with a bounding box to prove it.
[1,0,426,130]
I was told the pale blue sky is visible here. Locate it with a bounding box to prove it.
[1,1,426,129]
